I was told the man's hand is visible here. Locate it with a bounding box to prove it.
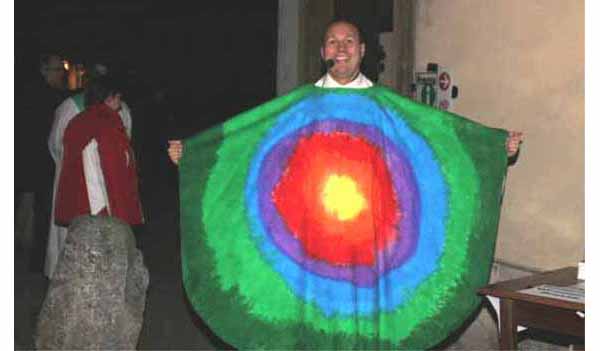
[506,131,523,158]
[168,140,183,165]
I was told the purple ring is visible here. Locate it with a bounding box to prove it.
[257,119,420,287]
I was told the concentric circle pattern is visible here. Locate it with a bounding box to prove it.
[245,94,447,316]
[180,85,509,349]
[272,131,400,267]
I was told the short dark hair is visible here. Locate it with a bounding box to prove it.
[322,19,364,44]
[84,74,123,108]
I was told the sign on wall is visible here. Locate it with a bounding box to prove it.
[414,64,457,111]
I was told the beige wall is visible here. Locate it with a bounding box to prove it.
[415,1,584,270]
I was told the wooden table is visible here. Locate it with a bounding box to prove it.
[478,267,584,350]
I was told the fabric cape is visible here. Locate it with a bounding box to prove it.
[179,85,508,350]
[55,103,142,226]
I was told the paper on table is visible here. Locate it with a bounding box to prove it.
[519,282,584,304]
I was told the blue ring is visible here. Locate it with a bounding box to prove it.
[245,93,447,316]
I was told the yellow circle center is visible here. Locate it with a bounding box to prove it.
[321,174,366,221]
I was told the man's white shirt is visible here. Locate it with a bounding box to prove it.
[314,73,373,89]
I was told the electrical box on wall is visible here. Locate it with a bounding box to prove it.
[412,63,458,112]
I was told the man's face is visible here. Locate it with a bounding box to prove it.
[320,22,365,85]
[105,93,122,111]
[45,55,66,89]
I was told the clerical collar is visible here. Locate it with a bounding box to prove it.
[314,73,373,89]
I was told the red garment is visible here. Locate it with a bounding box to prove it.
[54,103,143,226]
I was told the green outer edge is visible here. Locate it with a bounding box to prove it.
[370,87,507,348]
[180,85,508,350]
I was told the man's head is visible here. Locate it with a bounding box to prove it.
[320,20,365,85]
[40,54,66,90]
[84,75,122,111]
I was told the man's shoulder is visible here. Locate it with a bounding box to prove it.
[62,113,87,143]
[66,107,106,131]
[119,101,131,117]
[57,95,79,112]
[314,75,326,87]
[65,110,90,131]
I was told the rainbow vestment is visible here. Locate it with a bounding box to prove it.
[179,85,507,350]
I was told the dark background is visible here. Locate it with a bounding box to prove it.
[15,0,279,136]
[15,0,279,221]
[14,0,395,137]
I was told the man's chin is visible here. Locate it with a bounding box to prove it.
[330,70,358,83]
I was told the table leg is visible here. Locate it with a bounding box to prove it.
[500,299,518,350]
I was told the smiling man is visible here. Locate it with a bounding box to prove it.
[168,20,521,162]
[171,18,529,350]
[315,20,373,88]
[314,20,523,154]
